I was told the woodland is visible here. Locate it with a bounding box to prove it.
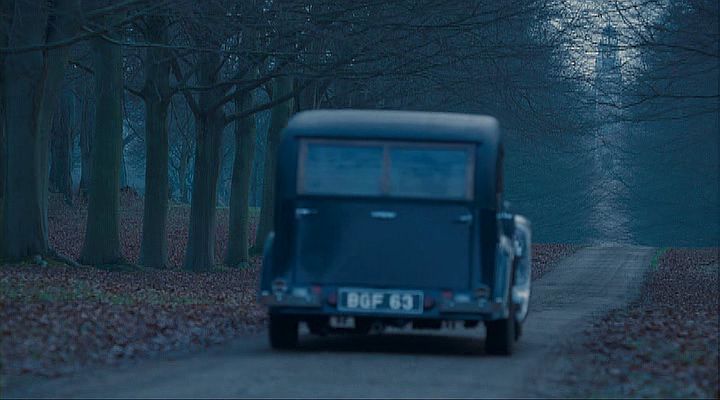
[0,0,717,270]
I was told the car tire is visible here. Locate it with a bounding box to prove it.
[514,319,523,341]
[269,314,298,349]
[484,301,515,355]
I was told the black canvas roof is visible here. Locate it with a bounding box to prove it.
[283,109,500,144]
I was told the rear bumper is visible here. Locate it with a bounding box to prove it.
[259,291,508,320]
[438,298,505,316]
[259,291,323,308]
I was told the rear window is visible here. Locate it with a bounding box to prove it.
[298,139,474,200]
[301,143,384,196]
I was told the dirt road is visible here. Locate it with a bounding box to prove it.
[5,246,655,398]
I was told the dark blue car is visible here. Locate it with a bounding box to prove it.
[258,109,532,355]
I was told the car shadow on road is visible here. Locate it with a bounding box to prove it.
[294,330,488,357]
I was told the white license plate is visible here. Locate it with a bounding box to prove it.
[337,288,423,314]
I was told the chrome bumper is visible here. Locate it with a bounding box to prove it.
[437,298,505,315]
[259,291,322,308]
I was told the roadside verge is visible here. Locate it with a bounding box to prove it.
[533,248,719,398]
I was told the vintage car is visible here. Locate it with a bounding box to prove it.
[258,109,532,355]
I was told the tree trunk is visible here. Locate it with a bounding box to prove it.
[79,97,93,195]
[139,98,169,267]
[79,31,125,265]
[184,114,223,270]
[0,0,11,239]
[1,0,78,260]
[0,92,4,242]
[139,16,171,268]
[0,107,3,244]
[254,76,294,254]
[183,53,224,271]
[178,144,190,203]
[50,94,73,202]
[225,90,257,267]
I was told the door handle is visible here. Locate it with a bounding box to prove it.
[454,214,473,224]
[295,208,318,218]
[370,210,397,220]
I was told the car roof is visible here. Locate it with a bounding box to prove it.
[283,109,500,144]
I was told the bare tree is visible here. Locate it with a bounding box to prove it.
[1,0,80,260]
[225,82,258,267]
[253,77,293,255]
[78,84,95,196]
[80,10,127,265]
[168,97,194,203]
[138,16,173,268]
[179,48,226,270]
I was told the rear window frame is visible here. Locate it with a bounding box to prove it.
[297,138,476,201]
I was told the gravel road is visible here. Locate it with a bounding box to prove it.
[4,246,655,398]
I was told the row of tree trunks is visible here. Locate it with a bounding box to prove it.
[79,23,125,264]
[1,0,79,260]
[139,16,172,269]
[225,88,257,267]
[49,92,73,203]
[183,52,225,271]
[254,76,294,254]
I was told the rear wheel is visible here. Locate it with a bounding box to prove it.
[514,319,523,341]
[269,314,298,349]
[484,301,515,355]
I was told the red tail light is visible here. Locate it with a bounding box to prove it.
[311,285,322,295]
[327,292,337,305]
[423,296,435,309]
[442,290,453,300]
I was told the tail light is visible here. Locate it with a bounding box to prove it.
[442,290,453,300]
[327,292,337,305]
[423,296,436,309]
[311,285,322,296]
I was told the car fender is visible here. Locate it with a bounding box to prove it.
[258,232,276,295]
[494,235,515,319]
[511,215,532,323]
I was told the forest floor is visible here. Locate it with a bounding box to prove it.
[0,193,577,379]
[535,248,719,398]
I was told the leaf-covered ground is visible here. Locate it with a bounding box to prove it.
[48,190,251,268]
[530,243,578,280]
[0,261,265,378]
[550,248,719,398]
[1,193,578,379]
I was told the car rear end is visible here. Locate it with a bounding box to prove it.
[259,137,505,344]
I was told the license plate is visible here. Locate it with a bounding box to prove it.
[337,288,423,315]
